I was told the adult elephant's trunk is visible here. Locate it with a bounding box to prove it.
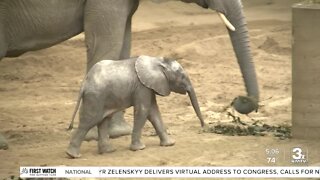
[208,0,259,114]
[187,86,205,127]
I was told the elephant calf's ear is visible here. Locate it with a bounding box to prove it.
[135,56,171,96]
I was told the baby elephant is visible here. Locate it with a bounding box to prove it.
[66,55,205,158]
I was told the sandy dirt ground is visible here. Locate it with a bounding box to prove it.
[1,0,320,179]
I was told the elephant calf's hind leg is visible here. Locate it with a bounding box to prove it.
[66,126,92,158]
[66,95,103,158]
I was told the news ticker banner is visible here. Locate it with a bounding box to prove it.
[20,166,320,178]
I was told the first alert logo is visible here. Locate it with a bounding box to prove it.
[20,168,28,175]
[31,168,56,174]
[22,168,57,176]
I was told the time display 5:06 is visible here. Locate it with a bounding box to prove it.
[266,148,280,156]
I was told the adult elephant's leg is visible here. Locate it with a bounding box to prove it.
[84,0,139,68]
[119,14,134,59]
[84,0,138,139]
[106,7,139,138]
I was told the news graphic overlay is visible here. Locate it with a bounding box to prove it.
[265,148,282,165]
[20,167,57,177]
[20,166,320,178]
[291,147,308,164]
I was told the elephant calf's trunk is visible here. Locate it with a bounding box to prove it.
[187,88,205,127]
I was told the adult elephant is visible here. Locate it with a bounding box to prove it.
[0,0,259,150]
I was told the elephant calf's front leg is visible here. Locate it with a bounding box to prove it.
[148,99,175,147]
[130,104,150,151]
[97,117,116,154]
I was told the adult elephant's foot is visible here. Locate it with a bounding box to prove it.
[107,111,132,138]
[0,133,8,150]
[83,112,132,141]
[84,127,98,141]
[98,142,116,154]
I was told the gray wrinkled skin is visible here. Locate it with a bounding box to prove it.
[0,0,259,150]
[0,0,140,150]
[232,96,259,114]
[180,0,259,110]
[0,0,259,110]
[66,56,204,158]
[0,0,139,65]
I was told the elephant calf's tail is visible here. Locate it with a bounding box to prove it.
[67,76,86,131]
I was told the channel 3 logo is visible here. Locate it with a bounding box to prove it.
[291,147,308,164]
[20,168,29,175]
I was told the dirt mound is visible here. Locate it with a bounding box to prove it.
[203,121,291,139]
[258,36,291,56]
